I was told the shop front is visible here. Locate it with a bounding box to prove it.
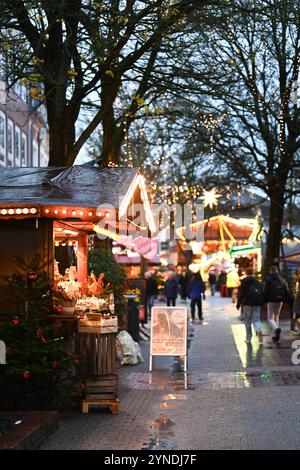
[0,165,155,412]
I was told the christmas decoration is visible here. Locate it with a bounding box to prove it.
[200,188,221,209]
[27,272,38,282]
[0,255,80,409]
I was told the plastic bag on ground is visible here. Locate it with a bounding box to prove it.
[117,330,144,365]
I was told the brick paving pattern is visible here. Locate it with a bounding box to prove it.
[41,296,300,450]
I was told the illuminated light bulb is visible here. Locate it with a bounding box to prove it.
[68,241,73,246]
[72,210,77,216]
[23,208,29,214]
[54,209,59,215]
[8,209,14,215]
[61,242,66,246]
[45,209,50,214]
[62,209,68,215]
[97,211,102,217]
[30,208,37,214]
[105,211,110,218]
[79,211,84,216]
[55,241,59,247]
[16,208,22,215]
[88,211,93,216]
[1,209,7,215]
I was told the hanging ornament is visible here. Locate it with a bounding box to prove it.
[51,361,57,369]
[27,272,38,283]
[23,370,30,379]
[200,189,221,209]
[12,317,20,326]
[36,328,47,344]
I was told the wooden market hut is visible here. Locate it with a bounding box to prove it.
[0,165,155,314]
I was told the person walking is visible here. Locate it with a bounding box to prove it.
[144,271,157,317]
[264,265,289,342]
[226,267,240,303]
[164,271,178,306]
[178,271,188,301]
[187,272,206,322]
[208,270,217,296]
[236,267,264,344]
[218,270,227,296]
[291,270,300,335]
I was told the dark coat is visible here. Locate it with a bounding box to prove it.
[187,276,205,300]
[293,286,300,315]
[164,279,178,299]
[264,273,289,303]
[237,276,264,308]
[146,278,157,296]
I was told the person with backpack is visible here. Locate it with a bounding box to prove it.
[264,265,289,342]
[236,267,264,344]
[187,272,206,322]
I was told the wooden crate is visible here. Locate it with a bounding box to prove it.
[75,332,117,376]
[77,317,118,334]
[84,374,118,400]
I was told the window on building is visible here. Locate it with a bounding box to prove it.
[31,125,39,167]
[21,132,27,166]
[21,84,28,103]
[7,119,14,166]
[15,125,21,166]
[0,110,6,165]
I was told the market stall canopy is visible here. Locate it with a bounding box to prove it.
[176,215,258,242]
[0,165,155,232]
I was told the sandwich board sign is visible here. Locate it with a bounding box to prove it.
[149,306,188,371]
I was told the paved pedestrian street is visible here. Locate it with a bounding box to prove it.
[41,296,300,450]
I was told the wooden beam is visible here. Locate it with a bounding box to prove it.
[77,233,88,295]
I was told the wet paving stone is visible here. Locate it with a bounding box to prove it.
[125,369,300,390]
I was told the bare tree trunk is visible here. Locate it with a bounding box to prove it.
[264,185,285,276]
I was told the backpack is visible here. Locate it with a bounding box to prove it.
[244,280,264,306]
[270,278,286,302]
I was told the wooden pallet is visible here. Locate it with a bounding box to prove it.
[82,399,119,414]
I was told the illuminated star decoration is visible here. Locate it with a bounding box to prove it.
[201,188,221,209]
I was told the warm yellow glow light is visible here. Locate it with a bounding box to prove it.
[201,188,221,209]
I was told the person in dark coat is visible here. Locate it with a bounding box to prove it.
[264,265,289,342]
[187,272,205,322]
[291,270,300,335]
[178,271,188,300]
[164,272,178,306]
[208,270,217,296]
[237,267,264,344]
[145,271,157,317]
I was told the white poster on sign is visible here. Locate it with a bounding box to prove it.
[149,306,188,371]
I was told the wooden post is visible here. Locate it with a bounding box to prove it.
[77,233,88,295]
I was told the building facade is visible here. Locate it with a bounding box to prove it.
[0,78,49,168]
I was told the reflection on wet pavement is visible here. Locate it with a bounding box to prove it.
[231,324,297,368]
[125,369,300,390]
[142,416,179,450]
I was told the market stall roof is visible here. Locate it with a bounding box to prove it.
[0,165,137,207]
[0,165,156,232]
